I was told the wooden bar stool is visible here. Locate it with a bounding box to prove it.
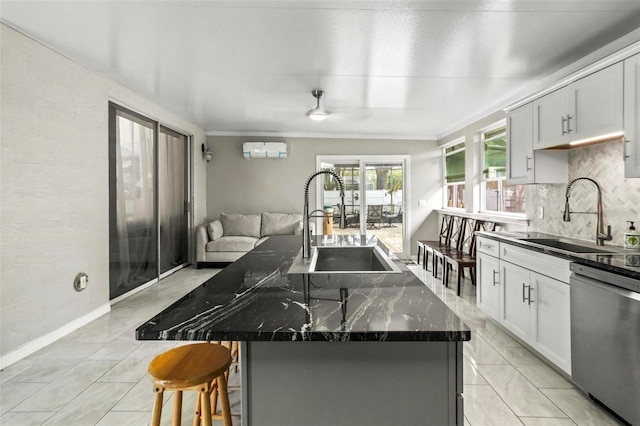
[148,343,233,426]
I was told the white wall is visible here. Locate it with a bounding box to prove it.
[205,136,442,253]
[0,24,207,367]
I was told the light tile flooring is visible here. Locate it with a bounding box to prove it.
[0,263,625,426]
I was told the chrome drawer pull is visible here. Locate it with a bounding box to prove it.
[493,270,499,286]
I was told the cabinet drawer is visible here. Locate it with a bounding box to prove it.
[500,243,571,283]
[476,237,499,257]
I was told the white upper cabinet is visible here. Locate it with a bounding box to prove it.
[507,103,567,184]
[624,53,640,178]
[533,62,624,149]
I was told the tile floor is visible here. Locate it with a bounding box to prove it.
[0,263,626,425]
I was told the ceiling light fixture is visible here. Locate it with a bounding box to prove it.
[307,89,328,121]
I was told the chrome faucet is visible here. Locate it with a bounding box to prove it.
[562,176,612,246]
[303,170,346,258]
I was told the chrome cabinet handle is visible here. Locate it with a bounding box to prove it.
[526,155,533,171]
[528,285,534,306]
[561,116,567,135]
[566,114,573,133]
[522,283,528,303]
[482,242,494,249]
[492,270,499,286]
[624,139,630,160]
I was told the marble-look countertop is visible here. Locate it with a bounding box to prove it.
[136,235,470,342]
[477,231,640,280]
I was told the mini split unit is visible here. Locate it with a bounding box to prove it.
[242,142,288,159]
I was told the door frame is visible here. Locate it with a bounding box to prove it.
[315,155,411,256]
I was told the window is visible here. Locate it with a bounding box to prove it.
[444,141,465,209]
[482,126,526,214]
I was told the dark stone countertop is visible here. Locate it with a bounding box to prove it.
[136,235,470,342]
[477,231,640,280]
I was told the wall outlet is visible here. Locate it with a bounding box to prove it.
[74,272,88,291]
[536,206,544,219]
[418,199,427,207]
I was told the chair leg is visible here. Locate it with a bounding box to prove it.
[470,268,476,285]
[173,390,183,426]
[217,372,233,426]
[199,384,213,426]
[457,266,462,296]
[151,387,164,426]
[433,255,439,278]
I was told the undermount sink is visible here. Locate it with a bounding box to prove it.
[288,246,402,274]
[520,238,614,254]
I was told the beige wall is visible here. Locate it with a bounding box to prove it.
[205,136,442,253]
[0,24,207,366]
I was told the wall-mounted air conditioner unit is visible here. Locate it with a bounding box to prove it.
[242,142,287,159]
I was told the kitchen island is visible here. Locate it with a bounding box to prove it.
[136,235,470,426]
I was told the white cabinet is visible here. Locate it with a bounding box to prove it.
[477,252,501,321]
[500,261,531,341]
[507,103,567,184]
[499,260,572,374]
[624,53,640,178]
[476,240,572,374]
[530,272,571,374]
[533,62,624,149]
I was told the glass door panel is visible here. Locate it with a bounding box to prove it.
[319,161,361,236]
[363,162,404,254]
[158,126,188,275]
[109,106,157,299]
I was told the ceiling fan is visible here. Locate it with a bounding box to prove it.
[306,89,329,121]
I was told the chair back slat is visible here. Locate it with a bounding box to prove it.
[448,216,467,249]
[439,214,454,244]
[469,220,497,256]
[458,218,477,253]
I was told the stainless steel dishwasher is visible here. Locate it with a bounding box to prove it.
[570,263,640,426]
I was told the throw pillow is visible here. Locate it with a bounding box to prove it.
[220,213,261,237]
[207,220,223,241]
[261,212,303,236]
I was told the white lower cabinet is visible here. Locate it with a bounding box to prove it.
[530,272,571,374]
[477,239,572,374]
[477,252,501,321]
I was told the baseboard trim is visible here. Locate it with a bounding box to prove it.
[0,303,111,369]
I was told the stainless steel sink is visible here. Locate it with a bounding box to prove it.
[520,238,615,254]
[288,246,403,274]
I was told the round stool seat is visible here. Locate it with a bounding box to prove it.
[149,343,232,388]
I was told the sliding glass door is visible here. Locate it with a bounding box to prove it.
[109,103,190,300]
[318,156,408,255]
[158,126,188,276]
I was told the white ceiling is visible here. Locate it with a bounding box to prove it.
[2,1,640,140]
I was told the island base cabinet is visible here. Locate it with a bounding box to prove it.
[242,341,464,425]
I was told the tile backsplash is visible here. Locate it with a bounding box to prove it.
[529,139,640,246]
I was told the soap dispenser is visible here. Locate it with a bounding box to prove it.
[624,221,640,250]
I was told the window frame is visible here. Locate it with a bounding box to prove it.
[480,122,527,217]
[442,138,466,211]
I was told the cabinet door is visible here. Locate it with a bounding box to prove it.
[507,104,534,184]
[529,273,571,374]
[625,53,640,178]
[499,261,530,342]
[573,62,623,141]
[533,86,571,149]
[477,253,501,321]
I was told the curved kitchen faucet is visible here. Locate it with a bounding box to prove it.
[303,170,346,258]
[562,176,612,246]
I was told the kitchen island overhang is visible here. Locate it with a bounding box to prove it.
[136,235,470,425]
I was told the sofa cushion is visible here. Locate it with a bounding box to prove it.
[220,213,261,237]
[206,236,259,252]
[261,212,303,237]
[207,220,224,241]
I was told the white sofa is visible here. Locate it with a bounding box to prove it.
[196,212,309,267]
